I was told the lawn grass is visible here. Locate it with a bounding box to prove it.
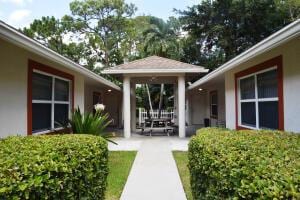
[106,151,137,200]
[173,151,193,200]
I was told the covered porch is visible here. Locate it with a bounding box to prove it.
[103,56,208,138]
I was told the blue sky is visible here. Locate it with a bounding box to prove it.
[0,0,198,28]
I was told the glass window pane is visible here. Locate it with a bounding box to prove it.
[240,76,255,100]
[32,72,52,100]
[211,93,217,104]
[241,102,256,127]
[55,78,69,101]
[257,69,278,98]
[211,105,218,117]
[54,104,69,127]
[32,103,51,133]
[259,101,278,129]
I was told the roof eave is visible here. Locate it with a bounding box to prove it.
[102,68,209,74]
[0,21,121,91]
[188,19,300,90]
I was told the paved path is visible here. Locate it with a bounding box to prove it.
[119,137,187,200]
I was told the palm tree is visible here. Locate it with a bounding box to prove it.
[142,17,181,59]
[142,17,182,118]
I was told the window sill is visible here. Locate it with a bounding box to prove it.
[32,127,70,135]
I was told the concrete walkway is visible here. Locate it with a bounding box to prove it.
[116,137,188,200]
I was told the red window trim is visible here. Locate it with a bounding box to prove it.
[234,55,284,130]
[27,59,75,135]
[210,90,218,119]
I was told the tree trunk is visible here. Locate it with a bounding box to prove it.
[158,84,164,119]
[145,84,153,118]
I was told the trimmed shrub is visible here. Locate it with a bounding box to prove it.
[0,134,108,199]
[189,128,300,199]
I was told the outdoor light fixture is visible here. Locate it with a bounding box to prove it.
[198,88,203,91]
[108,89,112,92]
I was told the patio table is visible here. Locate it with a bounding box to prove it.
[142,118,174,136]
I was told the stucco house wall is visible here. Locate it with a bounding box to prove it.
[188,81,225,127]
[225,36,300,132]
[84,84,122,127]
[0,38,85,137]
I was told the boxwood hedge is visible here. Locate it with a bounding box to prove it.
[0,134,108,199]
[189,128,300,199]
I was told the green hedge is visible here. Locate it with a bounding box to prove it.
[189,128,300,199]
[0,134,108,199]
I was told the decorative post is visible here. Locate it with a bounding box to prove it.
[139,107,142,127]
[178,75,186,138]
[123,76,131,138]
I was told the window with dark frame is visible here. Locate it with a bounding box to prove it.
[238,67,279,130]
[210,91,218,119]
[32,71,71,133]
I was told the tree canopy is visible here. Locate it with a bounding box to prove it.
[177,0,300,70]
[23,0,300,72]
[21,0,300,109]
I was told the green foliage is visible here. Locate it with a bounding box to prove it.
[136,84,174,110]
[69,107,111,136]
[22,16,89,66]
[173,151,193,200]
[177,0,300,70]
[21,0,300,75]
[106,151,137,200]
[189,128,300,199]
[0,134,108,199]
[142,16,183,60]
[64,0,137,67]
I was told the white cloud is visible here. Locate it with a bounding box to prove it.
[8,9,31,22]
[1,0,32,6]
[7,9,31,28]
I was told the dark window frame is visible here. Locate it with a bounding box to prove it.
[28,60,74,135]
[210,91,218,119]
[234,56,284,130]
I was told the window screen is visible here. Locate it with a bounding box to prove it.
[55,78,69,101]
[257,69,278,98]
[32,103,51,132]
[240,76,255,100]
[241,102,256,127]
[31,71,71,133]
[54,104,69,127]
[32,72,52,100]
[238,67,279,130]
[259,101,278,129]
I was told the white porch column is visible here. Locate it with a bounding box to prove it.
[131,83,136,132]
[123,76,131,138]
[178,75,186,138]
[173,84,178,126]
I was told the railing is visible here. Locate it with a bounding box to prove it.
[138,108,174,126]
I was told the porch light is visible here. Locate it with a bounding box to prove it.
[198,88,203,91]
[108,89,112,92]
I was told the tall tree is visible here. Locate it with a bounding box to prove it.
[142,16,182,60]
[63,0,136,67]
[22,16,106,72]
[22,16,86,64]
[177,0,300,70]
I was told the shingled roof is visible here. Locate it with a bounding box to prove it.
[102,56,208,74]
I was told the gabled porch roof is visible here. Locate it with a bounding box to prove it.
[102,56,208,74]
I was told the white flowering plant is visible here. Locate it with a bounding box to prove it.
[65,105,115,143]
[94,103,105,112]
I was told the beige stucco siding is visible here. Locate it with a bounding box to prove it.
[84,84,122,127]
[0,38,85,137]
[188,81,225,126]
[225,36,300,132]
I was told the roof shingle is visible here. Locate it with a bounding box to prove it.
[102,56,208,74]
